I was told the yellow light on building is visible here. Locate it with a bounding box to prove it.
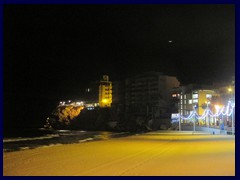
[197,90,215,116]
[99,75,112,108]
[205,101,210,104]
[102,99,108,103]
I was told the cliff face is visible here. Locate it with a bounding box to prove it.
[56,106,84,121]
[45,105,167,132]
[45,105,84,129]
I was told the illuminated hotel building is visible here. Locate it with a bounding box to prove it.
[99,75,112,107]
[172,84,218,125]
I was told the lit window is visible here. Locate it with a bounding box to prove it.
[189,100,192,104]
[102,99,108,103]
[193,99,198,103]
[172,94,177,97]
[192,94,198,99]
[206,94,212,99]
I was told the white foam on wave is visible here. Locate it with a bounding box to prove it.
[78,138,94,143]
[3,134,60,143]
[20,147,30,150]
[41,143,63,148]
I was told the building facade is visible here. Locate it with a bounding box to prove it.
[172,84,222,126]
[99,75,112,107]
[125,71,180,119]
[112,81,125,108]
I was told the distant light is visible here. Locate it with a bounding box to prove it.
[228,88,232,92]
[102,99,108,103]
[214,105,221,112]
[68,100,71,103]
[168,40,173,43]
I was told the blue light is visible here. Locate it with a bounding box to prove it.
[179,101,235,120]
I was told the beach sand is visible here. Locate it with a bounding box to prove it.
[3,131,235,176]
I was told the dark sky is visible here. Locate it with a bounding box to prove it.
[3,4,235,129]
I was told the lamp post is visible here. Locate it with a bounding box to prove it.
[205,101,210,128]
[193,105,197,132]
[232,103,234,135]
[214,104,221,127]
[178,115,181,131]
[228,87,234,135]
[178,101,181,131]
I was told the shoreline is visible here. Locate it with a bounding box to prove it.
[3,130,135,152]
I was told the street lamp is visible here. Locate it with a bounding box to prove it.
[205,101,210,128]
[214,104,221,127]
[193,105,197,132]
[226,87,232,127]
[178,101,181,132]
[228,87,234,135]
[232,102,235,135]
[228,88,232,92]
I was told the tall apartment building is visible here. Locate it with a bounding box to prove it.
[99,75,112,108]
[112,81,125,107]
[125,71,180,118]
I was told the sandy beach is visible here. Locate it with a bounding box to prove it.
[3,131,235,176]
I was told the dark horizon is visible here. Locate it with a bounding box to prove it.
[4,4,235,131]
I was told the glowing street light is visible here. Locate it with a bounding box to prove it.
[214,104,221,112]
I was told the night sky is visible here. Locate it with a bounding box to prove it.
[4,4,235,130]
